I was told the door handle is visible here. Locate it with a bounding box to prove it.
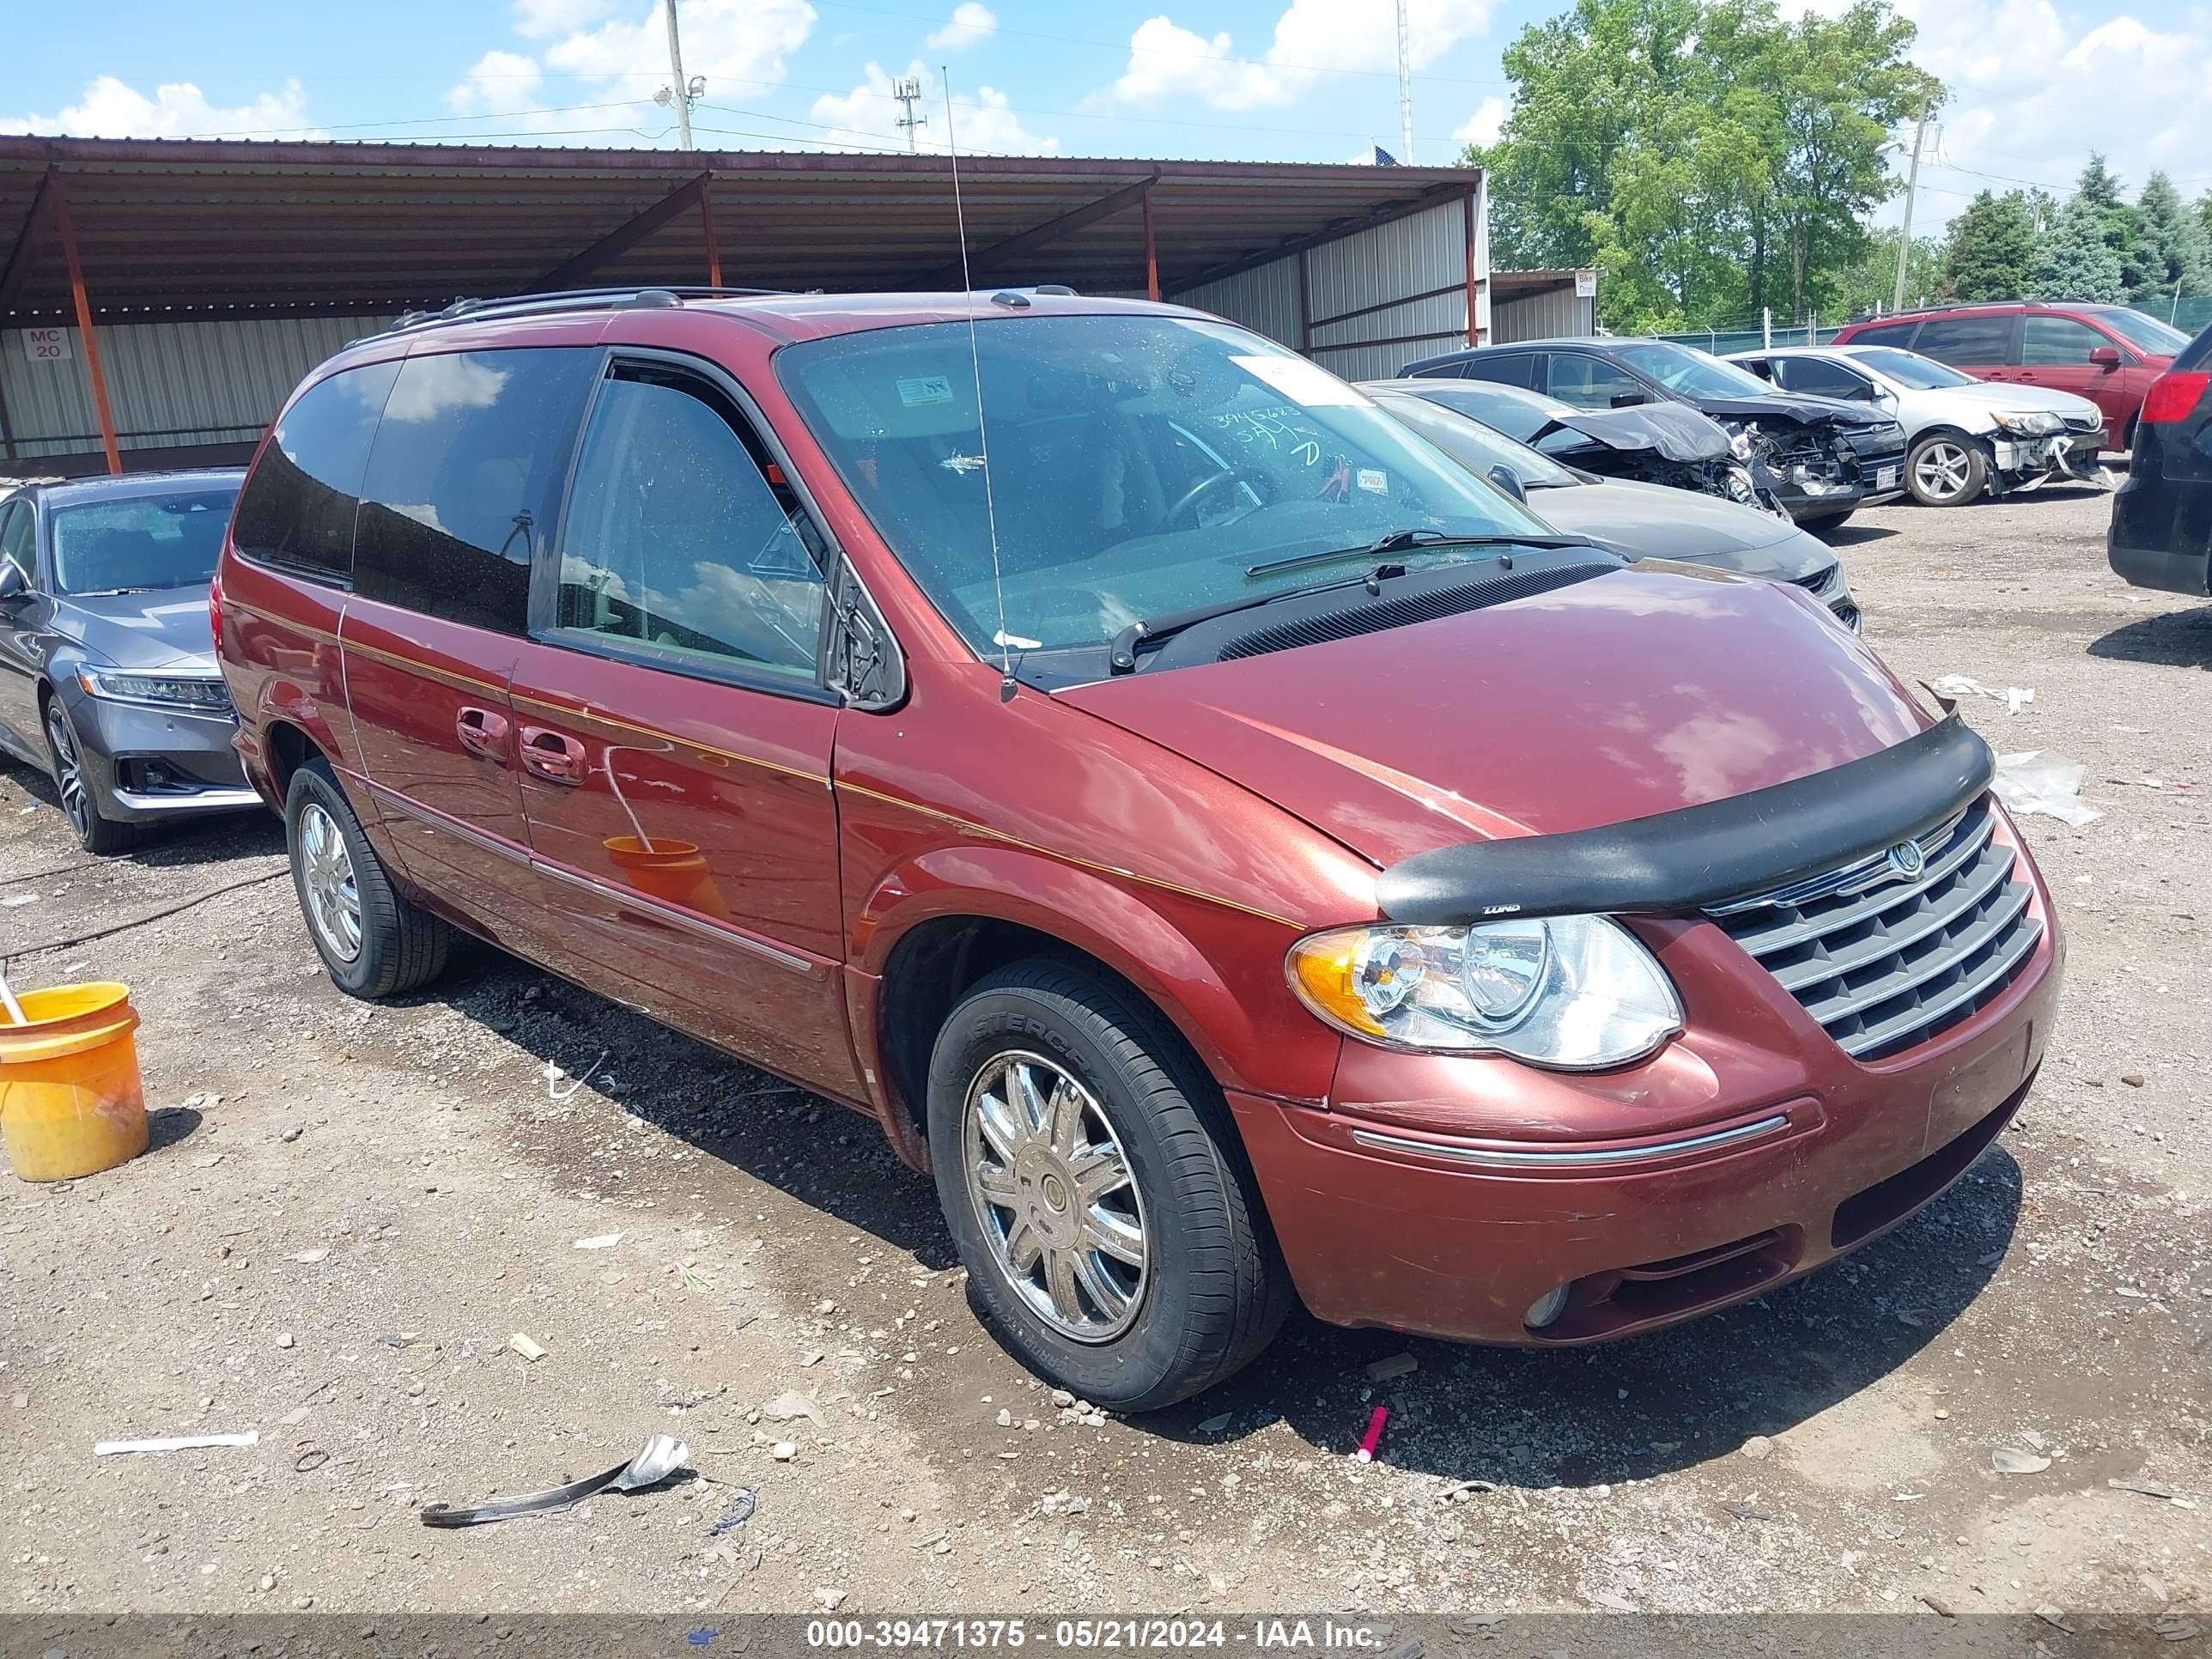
[520,726,588,785]
[455,705,510,758]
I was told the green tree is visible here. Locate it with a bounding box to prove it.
[1941,191,2039,301]
[1466,0,1938,333]
[1831,225,1943,316]
[2073,153,2154,295]
[2131,171,2212,307]
[2035,191,2126,302]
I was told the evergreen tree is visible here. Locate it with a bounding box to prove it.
[1941,190,2039,301]
[2035,192,2126,302]
[2074,153,2154,295]
[2132,171,2212,307]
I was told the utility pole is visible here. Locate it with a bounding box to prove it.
[1893,106,1929,312]
[892,76,927,151]
[663,0,695,151]
[1395,0,1414,164]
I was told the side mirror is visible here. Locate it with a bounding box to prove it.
[1609,389,1650,409]
[2088,344,2122,370]
[1486,463,1528,503]
[0,562,27,605]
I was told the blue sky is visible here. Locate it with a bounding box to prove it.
[2,0,2204,233]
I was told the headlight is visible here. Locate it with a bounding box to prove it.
[1285,916,1682,1068]
[76,666,233,713]
[1991,410,2061,436]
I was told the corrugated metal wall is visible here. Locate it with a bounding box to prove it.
[1493,285,1595,343]
[1304,198,1471,381]
[0,314,383,461]
[1173,258,1302,349]
[1168,190,1482,382]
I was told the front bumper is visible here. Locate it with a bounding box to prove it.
[1233,882,2061,1346]
[60,684,258,822]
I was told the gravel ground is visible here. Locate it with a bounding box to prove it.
[1,480,2206,1628]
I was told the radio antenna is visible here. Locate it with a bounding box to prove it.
[942,65,1017,699]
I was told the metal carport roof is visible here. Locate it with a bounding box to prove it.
[0,137,1484,321]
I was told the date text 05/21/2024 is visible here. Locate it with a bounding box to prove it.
[801,1620,1397,1650]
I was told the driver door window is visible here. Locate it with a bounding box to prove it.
[0,501,32,585]
[1547,355,1648,409]
[1776,359,1876,401]
[551,370,827,684]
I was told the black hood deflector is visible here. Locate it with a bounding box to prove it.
[1375,714,1995,926]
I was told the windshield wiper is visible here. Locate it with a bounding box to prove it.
[1245,529,1592,577]
[1109,568,1393,674]
[69,586,156,598]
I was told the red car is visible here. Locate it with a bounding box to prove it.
[216,288,2062,1409]
[1832,300,2191,453]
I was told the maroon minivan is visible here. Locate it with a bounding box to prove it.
[216,288,2062,1409]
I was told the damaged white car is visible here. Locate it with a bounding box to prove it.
[1729,343,2106,507]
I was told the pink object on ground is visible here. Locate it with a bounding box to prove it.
[1356,1405,1389,1462]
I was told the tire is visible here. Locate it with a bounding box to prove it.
[1905,434,1988,507]
[927,960,1291,1412]
[41,694,138,855]
[284,757,449,998]
[1800,507,1856,532]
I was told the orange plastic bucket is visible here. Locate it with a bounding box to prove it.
[604,836,733,921]
[0,982,149,1182]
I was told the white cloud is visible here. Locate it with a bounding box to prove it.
[3,75,319,139]
[1781,0,2212,232]
[926,3,998,52]
[1452,94,1504,149]
[447,0,816,135]
[809,60,1057,154]
[1102,0,1498,112]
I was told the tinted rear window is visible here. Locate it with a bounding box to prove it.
[1844,320,1918,350]
[1915,315,2015,367]
[230,360,399,584]
[352,348,598,635]
[1461,352,1538,390]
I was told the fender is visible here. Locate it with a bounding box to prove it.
[851,842,1341,1109]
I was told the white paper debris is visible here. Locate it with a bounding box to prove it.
[1994,750,2101,826]
[573,1232,624,1250]
[1929,674,2034,715]
[95,1431,260,1456]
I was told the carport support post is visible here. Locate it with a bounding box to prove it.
[699,174,722,288]
[1141,185,1158,302]
[51,179,120,475]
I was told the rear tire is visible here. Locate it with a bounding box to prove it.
[927,960,1291,1412]
[1905,434,1988,507]
[284,758,449,999]
[41,696,138,856]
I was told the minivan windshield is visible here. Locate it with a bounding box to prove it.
[777,314,1558,663]
[2087,307,2190,356]
[1609,341,1779,402]
[52,485,239,596]
[1841,347,1977,389]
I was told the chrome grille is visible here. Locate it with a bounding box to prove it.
[2063,412,2103,433]
[1791,563,1844,601]
[1707,799,2041,1061]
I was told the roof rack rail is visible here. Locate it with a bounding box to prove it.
[364,285,788,342]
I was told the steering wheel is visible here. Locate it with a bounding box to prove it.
[1162,464,1276,532]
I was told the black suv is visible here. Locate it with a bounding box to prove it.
[2108,319,2212,596]
[1405,337,1909,529]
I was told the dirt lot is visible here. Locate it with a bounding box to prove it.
[3,480,2208,1626]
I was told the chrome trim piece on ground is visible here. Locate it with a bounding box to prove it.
[1349,1114,1792,1169]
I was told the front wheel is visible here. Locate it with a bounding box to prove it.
[1906,434,1988,507]
[42,696,137,855]
[927,961,1291,1412]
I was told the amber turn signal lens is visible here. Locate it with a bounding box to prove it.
[1286,935,1385,1038]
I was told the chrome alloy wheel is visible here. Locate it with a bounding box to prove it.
[44,702,93,841]
[1911,439,1977,503]
[962,1050,1150,1342]
[297,801,363,963]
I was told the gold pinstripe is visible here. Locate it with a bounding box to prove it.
[508,692,830,786]
[834,780,1303,929]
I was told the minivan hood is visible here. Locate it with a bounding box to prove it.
[56,586,217,671]
[1059,566,1925,869]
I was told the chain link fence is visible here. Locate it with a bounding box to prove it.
[1646,297,2212,356]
